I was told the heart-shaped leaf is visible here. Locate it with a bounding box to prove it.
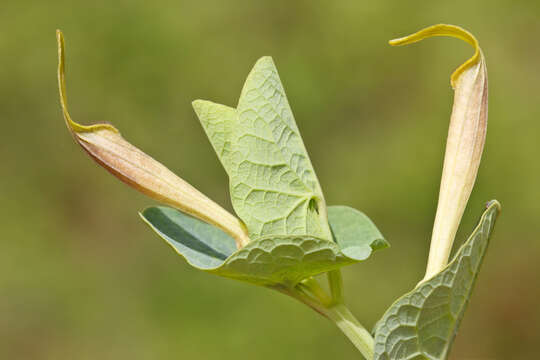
[193,57,332,242]
[141,204,388,287]
[373,200,500,360]
[214,236,354,287]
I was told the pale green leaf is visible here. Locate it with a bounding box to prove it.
[373,200,500,360]
[193,57,331,242]
[213,236,354,287]
[140,207,237,269]
[328,205,389,260]
[140,205,388,287]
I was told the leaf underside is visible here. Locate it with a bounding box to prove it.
[141,204,386,287]
[140,207,237,269]
[141,57,388,288]
[193,56,331,241]
[373,200,500,360]
[328,205,389,260]
[214,236,353,287]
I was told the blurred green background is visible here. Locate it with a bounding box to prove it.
[1,1,539,359]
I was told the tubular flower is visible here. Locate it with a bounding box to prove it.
[56,30,250,248]
[390,24,488,280]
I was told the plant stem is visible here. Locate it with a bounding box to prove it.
[324,303,374,360]
[278,282,375,359]
[299,277,333,306]
[327,270,344,304]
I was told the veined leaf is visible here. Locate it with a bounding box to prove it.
[193,57,331,242]
[215,236,353,287]
[328,206,389,260]
[373,200,500,360]
[141,204,388,287]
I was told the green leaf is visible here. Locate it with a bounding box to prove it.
[140,207,237,269]
[193,56,331,242]
[213,236,354,287]
[328,205,389,260]
[141,204,388,287]
[373,200,501,360]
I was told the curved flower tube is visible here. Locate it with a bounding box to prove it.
[390,24,488,280]
[56,30,250,248]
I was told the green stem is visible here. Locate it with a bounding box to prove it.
[327,270,344,304]
[299,277,333,306]
[277,282,375,359]
[324,303,375,360]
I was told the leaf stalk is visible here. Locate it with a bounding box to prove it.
[325,303,374,360]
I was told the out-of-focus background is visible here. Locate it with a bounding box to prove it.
[1,1,539,359]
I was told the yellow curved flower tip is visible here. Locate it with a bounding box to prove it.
[56,30,117,134]
[390,25,489,282]
[56,30,250,248]
[389,24,481,89]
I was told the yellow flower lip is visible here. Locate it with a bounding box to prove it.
[56,30,118,135]
[389,24,481,89]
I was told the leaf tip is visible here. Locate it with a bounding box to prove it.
[191,99,206,114]
[252,56,275,72]
[256,55,273,63]
[372,238,390,251]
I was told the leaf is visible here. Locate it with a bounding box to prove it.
[328,206,389,260]
[140,207,237,269]
[373,200,500,360]
[56,30,250,248]
[215,236,354,287]
[141,204,388,287]
[193,57,332,242]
